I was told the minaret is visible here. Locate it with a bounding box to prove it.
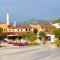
[13,21,16,27]
[6,12,9,25]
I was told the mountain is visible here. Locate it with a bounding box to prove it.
[20,19,50,25]
[0,19,60,25]
[51,19,60,24]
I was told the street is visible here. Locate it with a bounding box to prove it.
[0,44,60,60]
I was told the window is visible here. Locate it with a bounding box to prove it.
[3,28,7,31]
[21,29,22,31]
[26,28,28,31]
[12,29,14,32]
[29,28,30,31]
[17,29,19,31]
[4,29,6,31]
[9,29,11,32]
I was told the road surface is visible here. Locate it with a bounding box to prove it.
[0,44,60,60]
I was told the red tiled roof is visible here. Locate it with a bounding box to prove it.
[41,25,55,28]
[8,25,32,29]
[2,32,20,36]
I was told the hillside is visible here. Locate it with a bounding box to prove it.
[0,19,60,25]
[51,19,60,24]
[20,19,50,25]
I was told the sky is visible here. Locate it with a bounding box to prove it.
[0,0,60,23]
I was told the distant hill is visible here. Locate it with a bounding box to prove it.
[20,19,60,25]
[51,19,60,24]
[0,19,60,25]
[20,19,50,25]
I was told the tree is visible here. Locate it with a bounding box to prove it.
[39,31,46,42]
[0,28,3,34]
[53,29,60,38]
[53,29,60,47]
[20,32,27,39]
[20,32,37,44]
[28,32,37,44]
[39,31,46,37]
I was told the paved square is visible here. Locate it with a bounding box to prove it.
[0,44,60,60]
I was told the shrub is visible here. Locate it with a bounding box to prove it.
[33,42,39,45]
[54,39,60,47]
[19,42,24,46]
[24,42,29,45]
[7,40,13,44]
[13,42,19,46]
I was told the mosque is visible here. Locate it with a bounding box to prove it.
[0,12,34,36]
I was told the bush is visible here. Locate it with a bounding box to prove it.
[19,42,24,46]
[29,42,39,45]
[33,42,39,45]
[54,39,60,47]
[7,40,13,44]
[24,42,29,45]
[13,42,19,46]
[13,41,30,46]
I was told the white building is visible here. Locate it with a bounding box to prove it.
[52,23,60,28]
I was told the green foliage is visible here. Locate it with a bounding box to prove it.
[28,32,37,44]
[52,19,60,24]
[0,28,3,34]
[20,32,27,38]
[20,32,37,45]
[53,29,60,38]
[15,38,19,41]
[33,42,39,45]
[54,39,60,46]
[39,31,46,37]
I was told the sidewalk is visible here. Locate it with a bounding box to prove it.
[0,43,59,49]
